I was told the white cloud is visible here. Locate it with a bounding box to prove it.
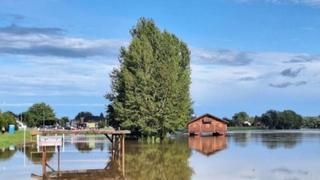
[0,55,117,97]
[190,48,320,112]
[0,24,127,58]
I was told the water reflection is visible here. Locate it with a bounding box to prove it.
[1,131,320,179]
[0,147,16,161]
[254,133,302,149]
[74,142,93,152]
[188,136,227,156]
[231,133,249,147]
[23,144,55,163]
[72,135,106,152]
[43,147,125,180]
[125,140,193,180]
[230,131,303,149]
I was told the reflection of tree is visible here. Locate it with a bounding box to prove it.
[253,133,302,149]
[125,140,192,180]
[74,142,93,153]
[231,133,249,147]
[73,136,93,153]
[73,136,106,152]
[0,147,17,161]
[22,143,55,163]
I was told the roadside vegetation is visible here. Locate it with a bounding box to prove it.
[0,130,31,148]
[0,111,18,132]
[227,126,262,131]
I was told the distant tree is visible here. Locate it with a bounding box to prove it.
[24,103,56,127]
[303,116,320,128]
[278,110,302,129]
[222,117,235,127]
[106,18,192,139]
[260,110,279,129]
[75,112,93,121]
[99,113,104,119]
[232,112,250,126]
[259,109,302,129]
[59,116,69,127]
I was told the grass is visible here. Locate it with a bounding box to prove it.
[0,129,31,148]
[228,126,262,131]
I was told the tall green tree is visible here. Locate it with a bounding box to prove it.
[24,102,56,127]
[59,116,69,127]
[106,18,192,139]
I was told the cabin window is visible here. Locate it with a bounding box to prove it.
[202,117,212,124]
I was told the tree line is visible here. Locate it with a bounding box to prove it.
[1,102,106,130]
[225,110,320,129]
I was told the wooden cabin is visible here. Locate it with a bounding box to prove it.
[187,113,228,136]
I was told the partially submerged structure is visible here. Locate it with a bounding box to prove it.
[187,113,228,136]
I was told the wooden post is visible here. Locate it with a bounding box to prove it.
[111,134,114,159]
[58,146,60,175]
[121,134,125,176]
[42,146,47,177]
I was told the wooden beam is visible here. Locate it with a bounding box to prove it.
[46,163,56,172]
[105,134,113,143]
[33,129,131,136]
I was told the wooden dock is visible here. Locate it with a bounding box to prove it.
[32,129,131,135]
[31,129,130,179]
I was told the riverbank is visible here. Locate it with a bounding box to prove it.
[227,126,262,131]
[0,129,31,148]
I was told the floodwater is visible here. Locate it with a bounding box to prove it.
[0,130,320,180]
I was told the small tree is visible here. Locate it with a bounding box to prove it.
[59,116,69,127]
[75,112,93,121]
[0,111,18,131]
[24,103,56,127]
[232,112,250,126]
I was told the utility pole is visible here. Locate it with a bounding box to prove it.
[42,108,45,128]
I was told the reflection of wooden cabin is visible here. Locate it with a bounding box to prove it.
[187,113,228,136]
[188,136,227,156]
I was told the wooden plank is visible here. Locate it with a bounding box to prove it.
[33,129,130,135]
[105,134,113,143]
[39,136,62,146]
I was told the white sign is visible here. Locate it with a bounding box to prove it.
[39,136,62,147]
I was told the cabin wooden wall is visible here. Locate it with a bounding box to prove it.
[188,116,227,135]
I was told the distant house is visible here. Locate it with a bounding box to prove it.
[243,121,252,126]
[187,113,228,136]
[73,115,105,129]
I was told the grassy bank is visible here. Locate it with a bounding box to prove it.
[0,129,31,148]
[228,126,262,131]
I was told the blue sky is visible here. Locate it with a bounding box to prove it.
[0,0,320,118]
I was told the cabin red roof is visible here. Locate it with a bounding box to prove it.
[187,113,228,125]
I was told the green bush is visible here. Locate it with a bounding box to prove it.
[0,111,18,132]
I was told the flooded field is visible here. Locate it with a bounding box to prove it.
[0,130,320,180]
